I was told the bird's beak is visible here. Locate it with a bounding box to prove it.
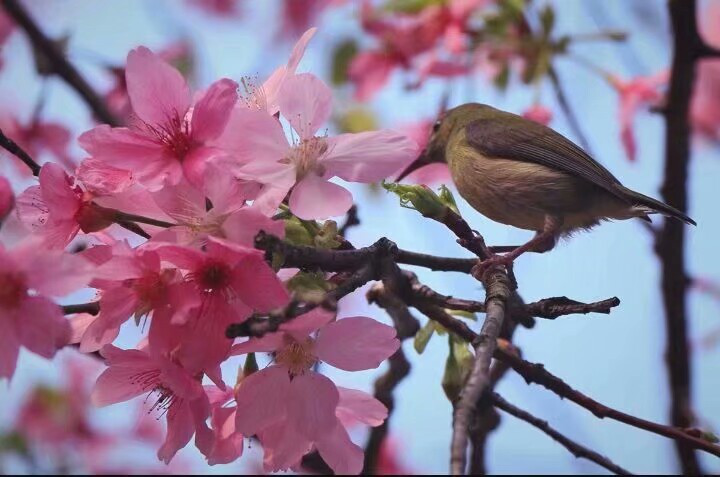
[395,148,434,182]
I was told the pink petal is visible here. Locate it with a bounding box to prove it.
[39,163,81,219]
[78,125,165,168]
[287,27,317,73]
[278,73,332,140]
[16,246,93,296]
[192,78,239,142]
[15,185,49,232]
[203,162,252,214]
[215,108,289,165]
[231,253,290,312]
[182,146,222,188]
[248,174,295,217]
[158,401,195,464]
[259,422,312,472]
[91,347,155,406]
[151,180,206,224]
[324,130,418,182]
[222,206,285,247]
[150,243,206,270]
[76,158,134,195]
[13,297,69,358]
[0,322,20,379]
[80,287,138,352]
[126,46,191,126]
[279,307,335,338]
[208,406,243,465]
[348,51,395,102]
[286,371,339,440]
[0,175,12,221]
[230,332,286,356]
[315,317,399,371]
[68,313,97,344]
[336,387,388,427]
[234,366,290,435]
[316,421,364,475]
[288,174,353,220]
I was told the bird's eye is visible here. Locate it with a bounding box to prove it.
[432,120,441,133]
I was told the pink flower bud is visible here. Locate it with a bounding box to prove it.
[0,175,14,221]
[522,105,553,126]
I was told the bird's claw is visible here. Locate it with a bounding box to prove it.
[471,254,514,281]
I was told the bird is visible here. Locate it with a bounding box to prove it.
[396,103,695,273]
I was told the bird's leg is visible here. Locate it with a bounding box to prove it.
[472,216,562,280]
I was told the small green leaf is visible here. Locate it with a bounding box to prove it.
[442,334,474,402]
[703,431,719,443]
[242,352,259,378]
[383,182,448,220]
[413,320,436,354]
[287,271,333,302]
[438,185,459,214]
[447,309,477,321]
[539,5,555,35]
[285,217,314,246]
[331,39,359,85]
[0,431,29,456]
[382,0,445,14]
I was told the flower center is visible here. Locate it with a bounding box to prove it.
[194,261,232,295]
[130,368,180,416]
[0,271,27,309]
[287,137,328,179]
[144,112,195,161]
[275,338,317,377]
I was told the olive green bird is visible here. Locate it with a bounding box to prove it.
[397,103,695,271]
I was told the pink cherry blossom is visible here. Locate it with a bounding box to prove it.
[522,104,553,126]
[147,237,289,385]
[691,4,720,141]
[92,344,214,464]
[220,73,418,219]
[0,174,13,221]
[16,163,114,249]
[608,71,668,162]
[0,239,92,379]
[398,120,451,185]
[150,164,277,247]
[231,310,399,474]
[74,241,181,352]
[80,47,238,190]
[205,386,244,465]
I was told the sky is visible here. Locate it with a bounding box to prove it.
[1,0,719,474]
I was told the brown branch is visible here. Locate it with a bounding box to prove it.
[62,302,100,315]
[339,204,360,237]
[1,0,120,126]
[492,392,633,475]
[450,268,511,475]
[408,302,720,460]
[0,127,41,175]
[656,0,702,473]
[363,283,419,474]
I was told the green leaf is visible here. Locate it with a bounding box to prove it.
[438,185,459,214]
[243,352,259,378]
[331,39,359,85]
[442,334,474,402]
[447,309,477,321]
[285,217,315,246]
[287,271,333,302]
[0,431,29,456]
[539,5,555,35]
[493,63,511,90]
[413,320,436,354]
[383,0,445,14]
[336,108,378,133]
[383,181,448,220]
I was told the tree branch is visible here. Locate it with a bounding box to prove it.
[657,0,702,473]
[1,0,120,126]
[0,127,41,175]
[492,392,633,475]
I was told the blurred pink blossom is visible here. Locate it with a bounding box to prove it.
[0,174,13,221]
[522,104,553,126]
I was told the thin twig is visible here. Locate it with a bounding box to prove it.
[1,0,120,126]
[0,127,41,176]
[492,392,633,475]
[62,302,100,315]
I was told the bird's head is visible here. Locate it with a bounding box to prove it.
[396,103,496,181]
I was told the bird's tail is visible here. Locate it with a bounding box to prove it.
[619,186,696,226]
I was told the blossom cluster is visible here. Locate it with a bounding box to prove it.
[0,28,417,474]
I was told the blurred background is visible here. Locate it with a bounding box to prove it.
[0,0,719,474]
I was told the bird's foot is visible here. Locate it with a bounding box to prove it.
[471,253,515,282]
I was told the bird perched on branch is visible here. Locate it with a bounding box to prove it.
[396,103,695,274]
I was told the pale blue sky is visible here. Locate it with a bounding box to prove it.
[1,0,719,474]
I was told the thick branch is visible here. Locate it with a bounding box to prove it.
[657,0,701,473]
[492,393,633,475]
[450,269,511,475]
[2,0,120,126]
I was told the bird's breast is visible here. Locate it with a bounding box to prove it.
[448,142,601,232]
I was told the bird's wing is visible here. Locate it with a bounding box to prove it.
[465,115,629,202]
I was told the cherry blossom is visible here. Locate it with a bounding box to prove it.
[91,344,214,464]
[0,239,92,379]
[80,47,238,190]
[0,174,13,221]
[16,163,114,249]
[522,104,553,126]
[0,114,75,174]
[219,73,418,219]
[231,309,399,474]
[608,71,668,162]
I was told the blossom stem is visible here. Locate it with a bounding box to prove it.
[112,210,175,229]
